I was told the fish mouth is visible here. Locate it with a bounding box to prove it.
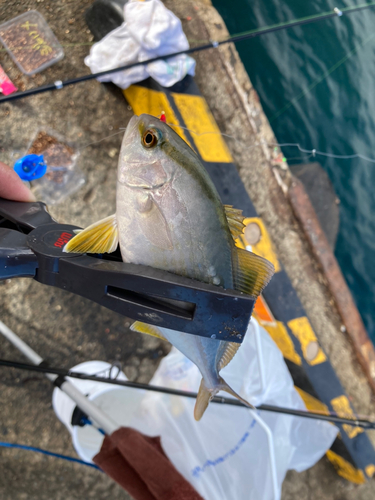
[122,178,169,190]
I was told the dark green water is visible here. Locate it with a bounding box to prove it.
[213,0,375,342]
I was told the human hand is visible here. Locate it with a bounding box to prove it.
[0,161,36,202]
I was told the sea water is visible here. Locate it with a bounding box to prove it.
[213,0,375,343]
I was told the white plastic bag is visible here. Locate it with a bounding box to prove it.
[128,318,338,500]
[84,0,195,89]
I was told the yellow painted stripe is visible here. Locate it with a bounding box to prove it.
[123,86,192,147]
[171,93,233,163]
[295,386,330,415]
[365,464,375,478]
[242,217,281,273]
[326,450,366,484]
[253,314,302,366]
[252,295,301,365]
[293,389,370,483]
[288,317,327,365]
[330,395,363,439]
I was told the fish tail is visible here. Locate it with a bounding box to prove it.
[194,376,255,421]
[194,378,215,421]
[218,375,255,410]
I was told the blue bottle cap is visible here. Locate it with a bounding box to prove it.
[14,154,47,181]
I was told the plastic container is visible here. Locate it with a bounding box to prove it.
[52,361,145,463]
[25,129,85,205]
[0,11,64,75]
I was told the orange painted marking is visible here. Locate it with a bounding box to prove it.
[254,295,274,324]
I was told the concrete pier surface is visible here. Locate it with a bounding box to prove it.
[0,0,374,499]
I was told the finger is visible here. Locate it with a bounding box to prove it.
[0,161,36,202]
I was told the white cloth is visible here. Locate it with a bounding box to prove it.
[84,0,196,89]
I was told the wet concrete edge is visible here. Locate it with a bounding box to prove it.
[288,178,375,393]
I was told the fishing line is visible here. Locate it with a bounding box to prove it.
[165,123,375,165]
[77,129,124,151]
[267,142,375,164]
[282,154,313,162]
[0,357,374,429]
[2,120,367,168]
[0,441,101,470]
[203,2,375,42]
[1,2,374,54]
[3,119,371,170]
[269,31,375,123]
[78,124,375,164]
[46,122,375,166]
[2,3,375,104]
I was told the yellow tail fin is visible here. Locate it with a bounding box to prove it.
[194,379,213,421]
[219,376,255,410]
[194,376,254,421]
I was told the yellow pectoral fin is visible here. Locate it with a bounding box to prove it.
[130,321,167,341]
[64,214,118,254]
[233,247,275,297]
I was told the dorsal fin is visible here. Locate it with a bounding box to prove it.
[130,321,167,341]
[64,214,118,254]
[232,247,275,297]
[223,205,245,239]
[218,342,241,371]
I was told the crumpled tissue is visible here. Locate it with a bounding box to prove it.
[84,0,196,89]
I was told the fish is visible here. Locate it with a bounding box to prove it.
[64,113,275,420]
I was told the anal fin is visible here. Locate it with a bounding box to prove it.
[218,342,241,371]
[130,321,167,341]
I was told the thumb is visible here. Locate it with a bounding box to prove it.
[0,161,36,202]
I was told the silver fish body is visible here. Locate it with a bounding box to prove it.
[160,327,228,391]
[65,113,274,420]
[116,114,234,288]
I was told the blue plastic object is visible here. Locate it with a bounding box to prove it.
[14,154,47,181]
[0,441,100,470]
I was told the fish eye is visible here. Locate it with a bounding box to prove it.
[142,129,158,149]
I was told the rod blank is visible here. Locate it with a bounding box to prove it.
[1,4,374,104]
[0,357,373,429]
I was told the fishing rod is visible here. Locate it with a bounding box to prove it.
[1,3,375,104]
[1,357,374,429]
